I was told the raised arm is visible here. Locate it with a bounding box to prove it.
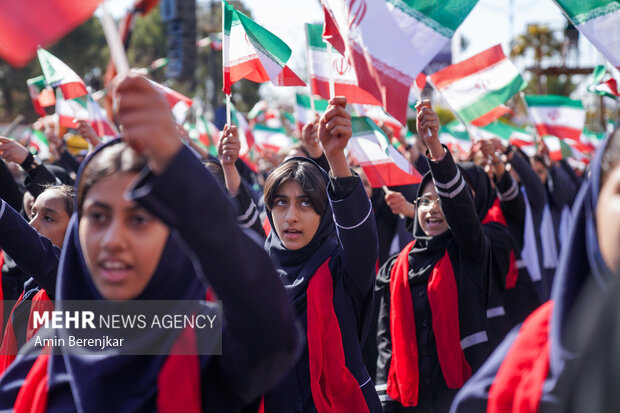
[115,74,299,403]
[507,148,547,215]
[416,100,489,268]
[318,96,378,306]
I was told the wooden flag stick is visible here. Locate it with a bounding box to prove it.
[327,43,336,99]
[99,3,130,78]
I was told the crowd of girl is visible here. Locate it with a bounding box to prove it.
[0,72,616,413]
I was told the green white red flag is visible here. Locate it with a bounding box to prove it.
[0,0,103,67]
[348,116,422,187]
[222,0,305,94]
[295,94,329,130]
[524,94,585,142]
[321,0,478,124]
[305,23,381,105]
[196,115,220,156]
[26,129,51,160]
[148,80,193,124]
[588,65,619,99]
[37,48,88,100]
[428,44,526,125]
[87,96,117,138]
[27,76,56,117]
[252,124,291,152]
[55,89,88,129]
[553,0,620,67]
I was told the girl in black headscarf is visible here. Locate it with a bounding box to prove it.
[260,96,382,413]
[0,74,299,412]
[375,101,513,413]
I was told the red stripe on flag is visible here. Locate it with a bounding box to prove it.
[58,114,78,129]
[322,7,346,55]
[226,58,270,89]
[470,105,512,127]
[534,124,582,141]
[361,161,422,188]
[310,77,382,106]
[59,82,88,100]
[277,65,306,87]
[429,44,505,90]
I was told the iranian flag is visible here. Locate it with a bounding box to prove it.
[87,96,117,139]
[148,80,193,124]
[588,65,619,99]
[524,95,585,141]
[230,104,254,158]
[26,129,51,160]
[295,94,329,130]
[305,23,380,105]
[252,124,291,152]
[348,116,422,187]
[428,44,526,125]
[352,104,404,139]
[222,0,305,94]
[37,48,88,99]
[196,115,220,156]
[544,135,579,161]
[321,0,478,124]
[553,0,620,67]
[439,121,473,155]
[0,0,103,67]
[27,76,56,117]
[55,90,88,129]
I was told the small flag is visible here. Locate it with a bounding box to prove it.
[196,115,220,156]
[148,80,193,124]
[428,44,526,125]
[348,116,422,187]
[37,48,88,99]
[524,95,585,142]
[26,129,51,160]
[222,0,305,94]
[27,76,56,117]
[295,94,329,130]
[252,124,291,152]
[55,89,88,129]
[87,96,117,138]
[588,65,619,99]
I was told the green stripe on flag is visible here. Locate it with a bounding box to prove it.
[440,121,470,141]
[222,0,235,35]
[388,0,478,34]
[351,116,390,152]
[236,9,291,67]
[524,94,584,108]
[555,0,620,23]
[458,75,527,123]
[296,94,329,112]
[305,23,327,50]
[27,75,47,91]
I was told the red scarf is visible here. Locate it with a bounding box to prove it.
[387,241,471,407]
[481,198,519,289]
[0,290,24,376]
[487,301,552,413]
[27,290,54,341]
[14,352,49,413]
[306,258,369,413]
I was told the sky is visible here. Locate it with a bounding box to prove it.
[105,0,606,102]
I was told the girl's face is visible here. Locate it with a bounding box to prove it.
[417,181,449,237]
[29,189,71,248]
[597,164,620,273]
[79,172,169,300]
[271,180,321,251]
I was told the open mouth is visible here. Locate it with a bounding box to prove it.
[98,260,133,282]
[425,217,443,226]
[283,228,302,240]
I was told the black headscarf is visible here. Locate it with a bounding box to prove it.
[46,139,209,413]
[264,157,338,313]
[457,162,496,221]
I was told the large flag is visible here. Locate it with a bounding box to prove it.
[295,94,329,130]
[321,0,478,124]
[222,0,305,94]
[305,23,381,105]
[27,76,56,117]
[553,0,620,67]
[37,48,88,99]
[348,116,422,187]
[524,95,585,141]
[0,0,103,67]
[588,65,619,99]
[428,44,526,125]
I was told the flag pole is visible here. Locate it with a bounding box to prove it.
[412,77,432,137]
[427,77,476,141]
[304,24,316,114]
[99,3,130,78]
[222,0,231,125]
[327,43,335,99]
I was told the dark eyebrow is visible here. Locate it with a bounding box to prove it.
[84,201,145,213]
[38,206,59,215]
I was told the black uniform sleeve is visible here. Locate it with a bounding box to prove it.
[427,147,489,269]
[23,163,60,199]
[328,173,378,311]
[233,181,265,239]
[375,256,398,385]
[128,145,299,404]
[54,150,80,174]
[0,199,61,296]
[495,171,525,250]
[0,160,23,213]
[509,150,547,215]
[548,162,577,209]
